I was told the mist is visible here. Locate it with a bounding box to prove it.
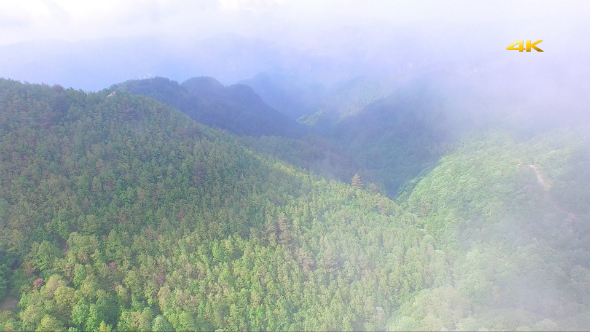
[1,1,590,331]
[1,1,588,127]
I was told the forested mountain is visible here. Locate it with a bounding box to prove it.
[244,65,590,199]
[329,81,456,197]
[0,78,589,331]
[240,73,468,197]
[0,0,588,330]
[0,79,437,331]
[116,76,368,186]
[114,76,306,138]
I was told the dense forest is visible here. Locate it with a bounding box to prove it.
[0,78,589,331]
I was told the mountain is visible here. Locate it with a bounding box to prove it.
[0,78,589,331]
[329,80,454,197]
[238,72,326,119]
[0,79,435,331]
[114,76,306,138]
[115,76,366,183]
[0,35,292,91]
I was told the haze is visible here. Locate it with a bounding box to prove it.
[1,1,590,331]
[1,1,589,87]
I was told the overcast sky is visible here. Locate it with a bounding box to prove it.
[1,0,589,47]
[1,0,589,94]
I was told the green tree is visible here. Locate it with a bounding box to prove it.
[177,312,198,331]
[37,315,65,332]
[152,315,174,331]
[70,301,89,329]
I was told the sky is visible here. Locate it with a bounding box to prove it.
[0,0,589,93]
[1,0,589,47]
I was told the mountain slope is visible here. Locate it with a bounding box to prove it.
[0,79,437,331]
[387,129,590,330]
[114,76,306,138]
[115,76,366,185]
[329,80,457,197]
[1,78,589,331]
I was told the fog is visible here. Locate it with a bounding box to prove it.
[1,1,589,89]
[1,1,589,134]
[2,1,590,330]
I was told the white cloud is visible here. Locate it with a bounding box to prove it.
[219,0,285,12]
[0,0,588,47]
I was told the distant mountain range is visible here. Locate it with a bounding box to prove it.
[114,76,306,138]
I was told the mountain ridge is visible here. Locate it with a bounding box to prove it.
[114,76,307,138]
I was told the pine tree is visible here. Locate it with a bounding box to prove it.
[322,247,338,273]
[352,174,363,189]
[369,183,379,194]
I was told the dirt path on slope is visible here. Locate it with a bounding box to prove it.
[530,164,579,223]
[530,165,550,191]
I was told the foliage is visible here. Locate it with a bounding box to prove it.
[1,78,588,331]
[0,79,435,330]
[388,130,590,330]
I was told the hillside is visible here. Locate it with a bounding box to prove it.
[0,78,589,331]
[328,80,457,197]
[0,79,437,331]
[388,129,590,330]
[116,76,366,185]
[114,76,306,138]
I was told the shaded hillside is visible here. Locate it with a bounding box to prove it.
[239,134,369,186]
[330,80,458,197]
[238,72,326,119]
[114,76,306,138]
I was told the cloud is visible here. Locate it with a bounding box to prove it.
[42,0,70,22]
[1,0,589,47]
[219,0,285,13]
[0,14,31,30]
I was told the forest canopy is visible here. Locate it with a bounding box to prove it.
[0,78,589,331]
